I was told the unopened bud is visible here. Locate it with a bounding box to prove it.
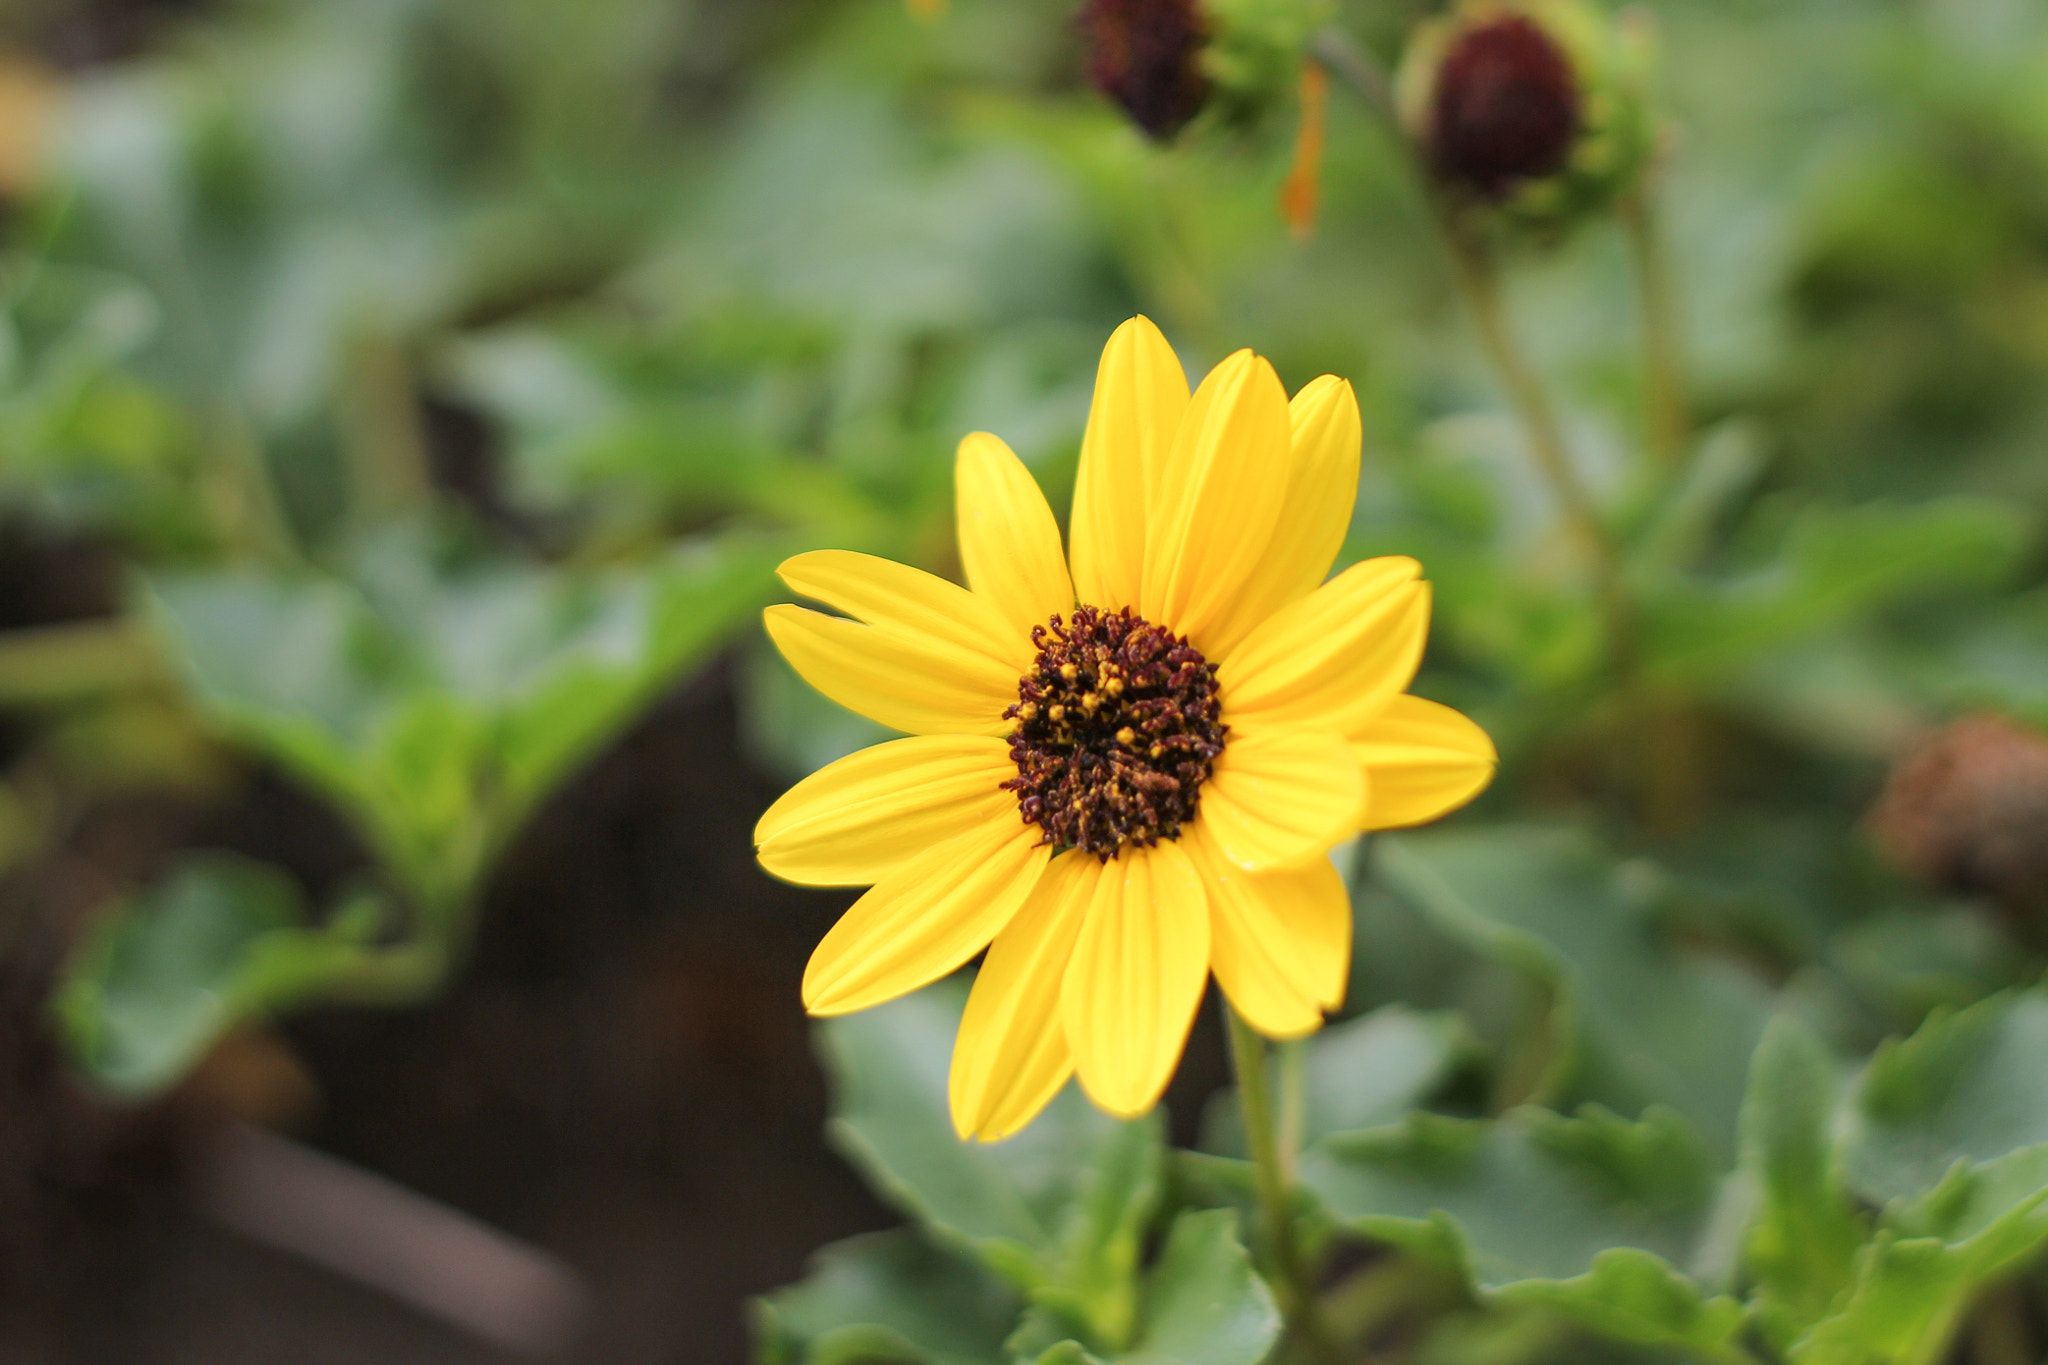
[1079,0,1213,141]
[1398,0,1656,233]
[1428,14,1578,199]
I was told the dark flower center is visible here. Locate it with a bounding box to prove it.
[1428,13,1580,200]
[1003,605,1226,860]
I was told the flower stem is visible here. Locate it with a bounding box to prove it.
[1225,1005,1337,1363]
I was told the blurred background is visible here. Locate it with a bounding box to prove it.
[4,0,2048,1360]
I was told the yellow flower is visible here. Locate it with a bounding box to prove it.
[756,317,1496,1140]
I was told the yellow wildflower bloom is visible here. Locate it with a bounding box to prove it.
[756,317,1496,1140]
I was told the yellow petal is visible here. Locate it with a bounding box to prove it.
[1069,317,1189,612]
[1351,694,1497,831]
[778,549,1028,673]
[802,816,1049,1016]
[755,735,1017,887]
[1219,557,1429,737]
[950,851,1099,1141]
[1199,726,1364,870]
[955,432,1075,638]
[1140,349,1292,653]
[764,604,1014,737]
[1060,839,1210,1118]
[1186,820,1351,1037]
[1202,375,1363,658]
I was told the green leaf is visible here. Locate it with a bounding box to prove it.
[494,540,776,820]
[1202,1006,1468,1157]
[1492,1249,1744,1356]
[1845,991,2048,1206]
[1638,497,2032,686]
[1625,421,1768,578]
[1123,1210,1281,1365]
[1027,1344,1106,1365]
[752,1229,1018,1365]
[1299,1105,1742,1356]
[1789,992,2048,1365]
[1738,1015,1867,1350]
[1789,1175,2048,1365]
[1007,1211,1277,1365]
[817,985,1165,1352]
[53,854,383,1098]
[148,570,404,751]
[1373,826,1774,1161]
[148,530,774,913]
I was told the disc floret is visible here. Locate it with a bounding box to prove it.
[1003,605,1227,859]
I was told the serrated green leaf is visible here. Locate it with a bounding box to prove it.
[1492,1247,1746,1356]
[53,854,384,1098]
[817,986,1164,1352]
[495,541,775,817]
[1005,1308,1099,1365]
[1846,991,2048,1206]
[752,1229,1017,1365]
[1027,1345,1107,1365]
[1374,826,1774,1160]
[1790,1190,2048,1365]
[1738,1015,1866,1350]
[149,531,773,915]
[1124,1209,1281,1365]
[1790,992,2048,1365]
[1299,1105,1741,1356]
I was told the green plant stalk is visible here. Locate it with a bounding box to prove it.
[1226,1006,1338,1364]
[205,404,300,562]
[1320,1252,1465,1353]
[1618,184,1689,472]
[340,329,436,522]
[0,621,163,703]
[1618,181,1706,831]
[312,867,487,1010]
[316,935,455,1007]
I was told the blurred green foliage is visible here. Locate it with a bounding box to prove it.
[3,0,2048,1361]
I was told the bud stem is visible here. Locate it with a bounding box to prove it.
[1446,227,1646,768]
[1307,28,1606,557]
[1620,183,1690,471]
[1441,227,1605,555]
[1305,26,1396,126]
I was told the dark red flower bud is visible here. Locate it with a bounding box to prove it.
[1870,715,2048,923]
[1427,13,1580,200]
[1079,0,1212,142]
